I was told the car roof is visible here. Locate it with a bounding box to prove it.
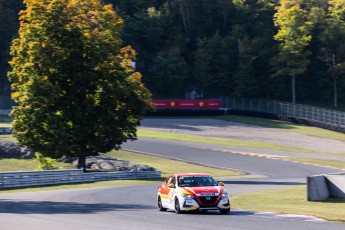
[174,173,210,177]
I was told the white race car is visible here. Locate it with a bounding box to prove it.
[157,173,230,214]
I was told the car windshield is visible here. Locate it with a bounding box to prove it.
[177,176,219,187]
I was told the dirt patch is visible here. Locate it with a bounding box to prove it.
[140,118,345,154]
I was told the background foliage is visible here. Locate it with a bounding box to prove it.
[2,0,345,105]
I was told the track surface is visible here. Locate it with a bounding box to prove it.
[1,138,345,229]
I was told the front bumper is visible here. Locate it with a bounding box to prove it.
[179,195,230,211]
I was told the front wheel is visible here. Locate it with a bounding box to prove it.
[158,196,167,211]
[219,208,230,214]
[175,198,182,214]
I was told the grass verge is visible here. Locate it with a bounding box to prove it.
[0,134,16,142]
[0,158,75,172]
[220,115,345,142]
[105,150,242,178]
[287,157,345,169]
[138,129,316,154]
[232,185,345,222]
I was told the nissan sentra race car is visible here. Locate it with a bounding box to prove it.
[157,173,230,214]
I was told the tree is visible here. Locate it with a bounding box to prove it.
[194,32,233,96]
[8,0,152,170]
[233,35,259,97]
[317,0,345,107]
[273,0,314,103]
[152,47,189,98]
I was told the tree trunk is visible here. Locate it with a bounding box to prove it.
[178,0,189,37]
[332,54,338,107]
[77,156,86,172]
[291,75,296,104]
[333,75,338,107]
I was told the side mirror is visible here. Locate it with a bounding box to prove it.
[218,182,224,186]
[168,183,175,188]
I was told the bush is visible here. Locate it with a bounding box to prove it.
[33,152,59,170]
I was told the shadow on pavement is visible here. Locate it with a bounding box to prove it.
[0,199,154,214]
[222,180,305,186]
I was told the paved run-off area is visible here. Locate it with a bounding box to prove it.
[140,118,345,154]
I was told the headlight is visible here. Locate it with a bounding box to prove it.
[220,192,229,200]
[182,193,194,200]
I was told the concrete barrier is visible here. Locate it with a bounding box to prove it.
[325,173,345,198]
[307,175,329,201]
[307,173,345,201]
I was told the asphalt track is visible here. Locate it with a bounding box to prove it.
[1,138,345,230]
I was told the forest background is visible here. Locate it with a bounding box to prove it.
[2,0,345,107]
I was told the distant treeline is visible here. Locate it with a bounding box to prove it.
[2,0,345,106]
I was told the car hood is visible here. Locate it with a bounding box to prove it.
[180,186,224,196]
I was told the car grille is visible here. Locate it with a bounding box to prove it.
[198,196,218,205]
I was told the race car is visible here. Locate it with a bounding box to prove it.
[157,173,230,214]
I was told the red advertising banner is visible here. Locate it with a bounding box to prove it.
[152,99,221,110]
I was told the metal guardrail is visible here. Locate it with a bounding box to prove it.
[0,169,161,189]
[223,97,345,127]
[3,95,345,127]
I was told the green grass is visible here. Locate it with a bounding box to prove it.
[138,129,316,154]
[0,158,75,172]
[105,150,242,178]
[220,115,345,142]
[0,115,12,128]
[0,134,17,142]
[232,186,345,222]
[0,134,16,142]
[287,157,345,169]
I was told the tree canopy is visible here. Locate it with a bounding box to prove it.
[8,0,152,169]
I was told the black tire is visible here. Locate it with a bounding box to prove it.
[174,198,182,214]
[219,208,230,214]
[158,196,167,211]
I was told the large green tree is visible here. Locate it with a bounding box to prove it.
[8,0,152,170]
[273,0,314,103]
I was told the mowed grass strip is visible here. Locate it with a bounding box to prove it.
[138,129,316,154]
[232,185,345,222]
[0,158,75,172]
[105,150,242,178]
[220,115,345,143]
[0,134,16,142]
[286,157,345,169]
